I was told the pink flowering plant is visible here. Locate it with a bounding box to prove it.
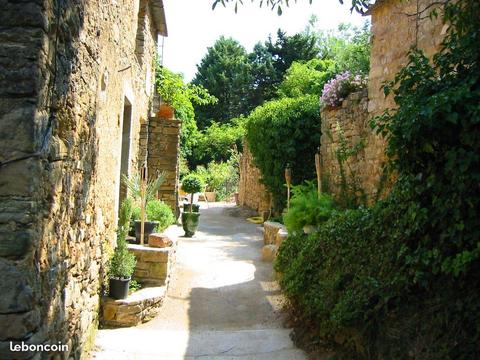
[321,71,367,108]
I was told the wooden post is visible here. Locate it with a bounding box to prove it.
[140,166,147,246]
[315,147,322,198]
[285,165,292,210]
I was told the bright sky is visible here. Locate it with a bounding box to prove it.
[161,0,368,81]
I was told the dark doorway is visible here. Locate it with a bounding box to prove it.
[119,98,132,207]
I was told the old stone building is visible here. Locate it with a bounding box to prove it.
[0,0,180,358]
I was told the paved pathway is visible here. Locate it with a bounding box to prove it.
[93,203,306,359]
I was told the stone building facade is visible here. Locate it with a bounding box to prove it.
[0,1,175,358]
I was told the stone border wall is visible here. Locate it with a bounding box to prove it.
[238,142,271,213]
[320,90,384,200]
[128,243,176,286]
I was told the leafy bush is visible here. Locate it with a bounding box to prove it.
[189,117,245,168]
[129,279,141,294]
[192,157,239,200]
[131,206,140,222]
[277,59,336,98]
[276,2,480,358]
[283,182,335,233]
[118,198,133,233]
[316,21,371,75]
[131,200,175,231]
[320,71,366,108]
[245,95,320,211]
[145,200,175,232]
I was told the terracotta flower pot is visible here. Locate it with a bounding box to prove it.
[157,104,175,119]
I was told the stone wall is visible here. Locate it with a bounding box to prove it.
[147,117,181,216]
[368,0,446,117]
[320,0,446,201]
[320,90,383,200]
[128,243,176,286]
[238,142,271,213]
[0,0,166,358]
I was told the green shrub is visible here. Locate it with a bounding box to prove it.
[276,2,480,358]
[277,59,336,98]
[189,118,245,168]
[283,182,335,233]
[118,198,133,233]
[129,279,141,294]
[131,206,140,221]
[110,230,136,279]
[146,200,175,232]
[182,174,205,212]
[245,95,320,211]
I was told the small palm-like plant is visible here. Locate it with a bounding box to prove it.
[122,172,166,202]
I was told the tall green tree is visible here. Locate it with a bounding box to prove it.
[192,37,252,129]
[248,30,320,106]
[317,22,371,75]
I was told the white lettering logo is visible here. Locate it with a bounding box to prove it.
[9,341,69,353]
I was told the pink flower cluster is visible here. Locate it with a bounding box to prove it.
[321,71,367,108]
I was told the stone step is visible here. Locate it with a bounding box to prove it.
[101,286,166,327]
[94,328,306,359]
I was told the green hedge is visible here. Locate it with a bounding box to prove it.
[245,95,320,211]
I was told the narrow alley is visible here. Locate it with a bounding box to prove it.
[93,203,306,359]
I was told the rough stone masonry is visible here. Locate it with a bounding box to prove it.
[0,1,174,359]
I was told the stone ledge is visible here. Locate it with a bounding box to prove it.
[101,286,166,327]
[276,229,288,247]
[128,242,176,286]
[263,221,285,245]
[262,244,278,262]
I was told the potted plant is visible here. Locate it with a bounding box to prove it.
[123,173,166,245]
[155,63,217,121]
[156,65,180,120]
[181,174,204,237]
[109,199,137,299]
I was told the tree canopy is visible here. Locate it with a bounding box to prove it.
[192,37,252,129]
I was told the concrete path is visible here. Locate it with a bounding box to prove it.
[93,203,306,359]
